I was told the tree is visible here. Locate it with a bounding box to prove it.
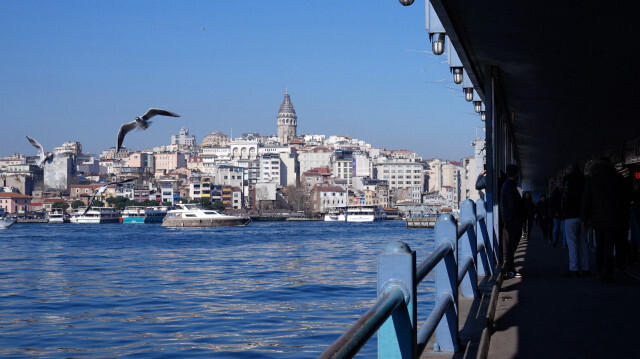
[141,199,159,207]
[71,200,85,209]
[51,201,69,210]
[212,200,225,211]
[92,200,104,208]
[106,196,129,210]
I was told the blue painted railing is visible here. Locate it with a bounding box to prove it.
[320,199,498,358]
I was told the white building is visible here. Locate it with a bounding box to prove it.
[171,127,196,146]
[314,186,347,212]
[299,148,333,174]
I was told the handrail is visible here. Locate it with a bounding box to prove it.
[319,198,497,358]
[319,288,405,359]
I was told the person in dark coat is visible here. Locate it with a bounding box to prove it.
[561,164,588,277]
[500,164,525,278]
[536,194,549,240]
[522,192,535,237]
[581,158,630,283]
[548,186,563,247]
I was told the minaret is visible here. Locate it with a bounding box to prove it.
[277,88,297,145]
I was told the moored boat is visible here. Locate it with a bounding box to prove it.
[161,203,251,227]
[121,206,168,224]
[47,208,69,223]
[0,209,16,229]
[71,207,120,224]
[324,206,386,222]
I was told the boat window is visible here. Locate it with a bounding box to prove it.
[185,214,197,217]
[203,211,220,215]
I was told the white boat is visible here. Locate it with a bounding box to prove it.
[324,209,346,222]
[71,207,120,224]
[161,203,251,227]
[0,209,16,229]
[324,206,386,222]
[121,206,168,224]
[47,208,69,223]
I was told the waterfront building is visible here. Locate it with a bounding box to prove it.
[277,89,297,145]
[171,127,197,147]
[0,192,32,214]
[312,185,346,212]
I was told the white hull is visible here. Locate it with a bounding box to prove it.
[0,218,16,229]
[71,207,120,224]
[324,214,346,222]
[324,206,386,222]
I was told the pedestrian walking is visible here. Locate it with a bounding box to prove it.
[581,158,630,283]
[500,164,525,278]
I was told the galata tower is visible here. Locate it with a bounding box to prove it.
[277,89,297,145]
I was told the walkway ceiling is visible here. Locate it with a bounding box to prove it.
[430,1,640,182]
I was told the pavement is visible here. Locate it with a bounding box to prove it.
[422,226,640,359]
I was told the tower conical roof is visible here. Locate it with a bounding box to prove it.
[278,91,296,115]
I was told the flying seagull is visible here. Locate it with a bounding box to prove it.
[26,136,54,168]
[82,178,137,216]
[116,108,180,152]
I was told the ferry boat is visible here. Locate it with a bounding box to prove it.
[47,208,69,223]
[121,206,168,224]
[71,207,120,224]
[0,209,16,229]
[161,203,251,227]
[324,206,386,222]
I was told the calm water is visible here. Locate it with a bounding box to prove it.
[0,221,435,358]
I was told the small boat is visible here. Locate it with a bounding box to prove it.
[121,206,168,224]
[0,209,16,229]
[161,203,251,227]
[71,207,120,224]
[47,208,69,223]
[324,209,345,222]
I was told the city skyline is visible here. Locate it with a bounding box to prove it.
[0,2,482,160]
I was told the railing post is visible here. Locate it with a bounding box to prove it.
[460,200,478,297]
[377,241,417,358]
[476,198,493,276]
[434,214,459,352]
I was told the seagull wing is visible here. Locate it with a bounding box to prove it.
[26,136,46,165]
[84,184,108,215]
[116,120,138,152]
[108,177,136,185]
[140,108,180,121]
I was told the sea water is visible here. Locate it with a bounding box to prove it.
[0,221,435,358]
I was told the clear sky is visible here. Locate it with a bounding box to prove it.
[0,1,483,160]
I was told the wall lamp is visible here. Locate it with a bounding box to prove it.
[451,67,464,84]
[463,87,474,102]
[431,33,445,55]
[480,111,486,122]
[474,101,483,113]
[399,0,414,5]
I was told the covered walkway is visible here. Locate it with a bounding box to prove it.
[488,227,640,359]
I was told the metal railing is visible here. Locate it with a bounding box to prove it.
[320,199,497,358]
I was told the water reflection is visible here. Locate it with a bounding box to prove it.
[0,222,435,358]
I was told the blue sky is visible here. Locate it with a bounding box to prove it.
[0,1,482,160]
